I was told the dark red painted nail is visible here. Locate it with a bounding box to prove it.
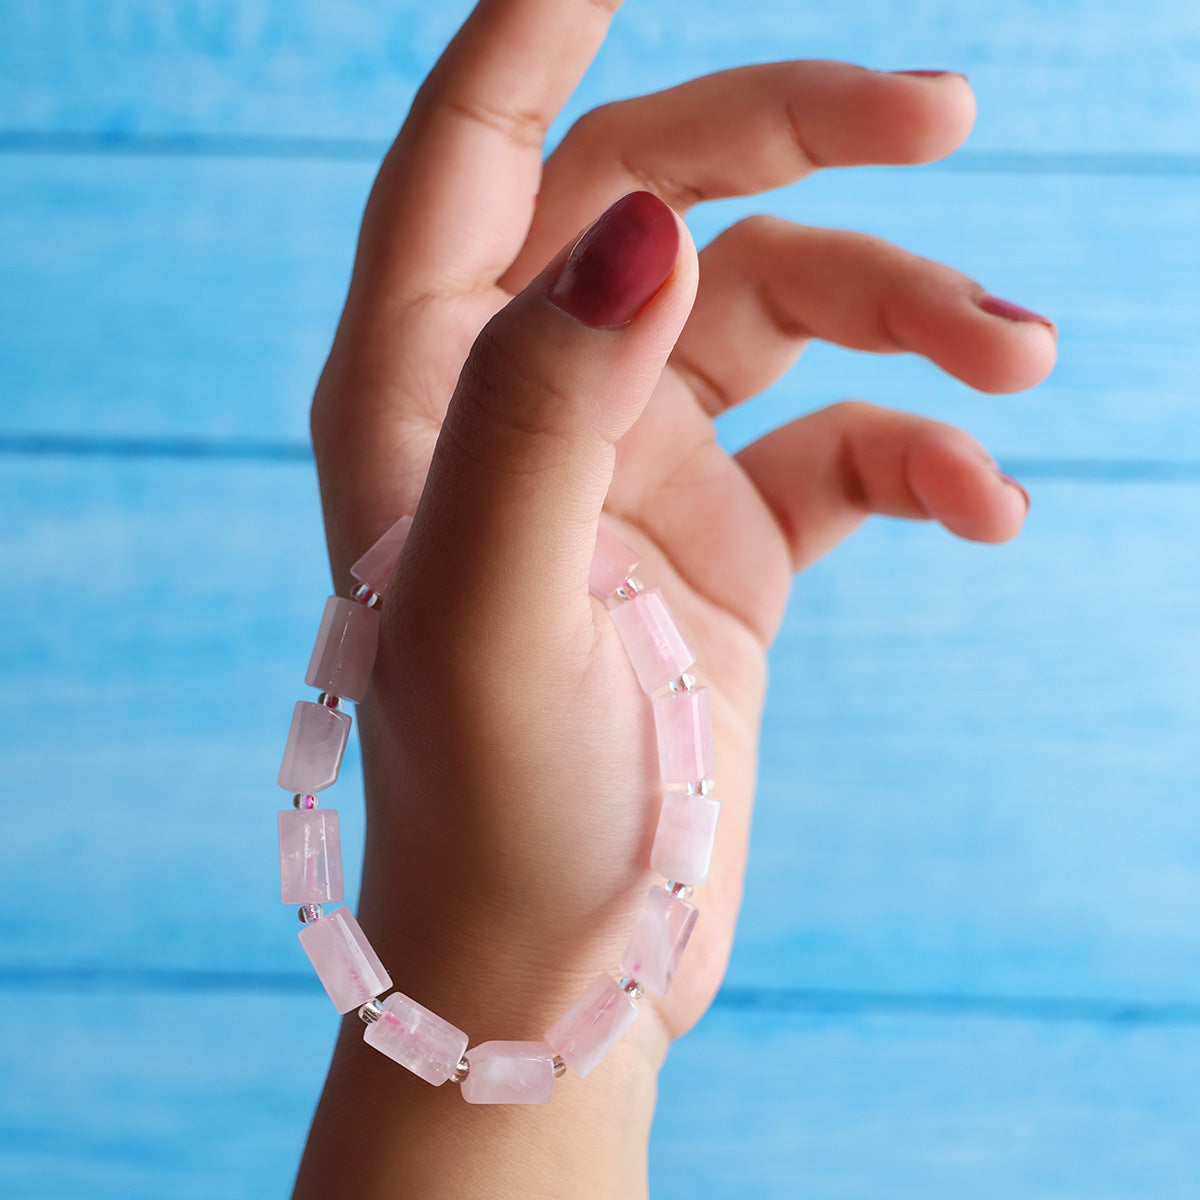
[997,470,1031,513]
[887,69,963,79]
[547,191,679,328]
[977,292,1055,330]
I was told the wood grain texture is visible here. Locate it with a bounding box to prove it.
[1,0,1197,155]
[651,1005,1200,1198]
[4,459,1198,1009]
[3,986,1198,1199]
[2,153,1195,464]
[2,1,1196,1195]
[0,989,328,1200]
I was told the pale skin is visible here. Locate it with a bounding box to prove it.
[293,1,1057,1196]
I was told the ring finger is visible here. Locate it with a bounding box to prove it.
[670,213,1058,412]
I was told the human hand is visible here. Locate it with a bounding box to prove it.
[298,2,1056,1194]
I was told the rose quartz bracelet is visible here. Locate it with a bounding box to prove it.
[276,516,719,1103]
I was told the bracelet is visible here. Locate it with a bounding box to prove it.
[275,516,719,1103]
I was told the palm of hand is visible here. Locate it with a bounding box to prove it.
[310,19,1054,1064]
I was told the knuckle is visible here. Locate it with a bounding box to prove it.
[442,91,547,151]
[564,103,705,211]
[825,398,877,424]
[446,321,579,476]
[723,212,791,249]
[780,98,828,172]
[562,101,621,159]
[736,212,787,237]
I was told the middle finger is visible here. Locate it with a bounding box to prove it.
[502,60,974,289]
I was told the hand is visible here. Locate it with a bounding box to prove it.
[297,2,1056,1196]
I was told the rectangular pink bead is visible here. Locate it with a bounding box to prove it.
[350,514,413,594]
[544,973,639,1078]
[650,792,721,886]
[460,1041,554,1105]
[278,808,344,904]
[277,700,351,793]
[653,685,715,783]
[608,588,696,694]
[620,885,699,997]
[305,596,380,702]
[298,907,392,1014]
[589,527,640,598]
[363,991,469,1086]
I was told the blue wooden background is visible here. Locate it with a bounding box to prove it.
[3,2,1199,1196]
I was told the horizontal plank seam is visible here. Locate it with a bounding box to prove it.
[0,433,312,462]
[3,131,1200,175]
[3,435,1200,482]
[4,967,1200,1025]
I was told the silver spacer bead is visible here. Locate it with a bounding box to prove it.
[317,692,342,710]
[298,903,324,924]
[358,998,384,1024]
[666,881,695,900]
[686,779,713,796]
[292,793,319,810]
[619,976,645,1001]
[351,583,381,608]
[668,672,697,693]
[552,1054,567,1079]
[450,1055,471,1084]
[614,575,644,601]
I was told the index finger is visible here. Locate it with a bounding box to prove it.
[351,0,624,308]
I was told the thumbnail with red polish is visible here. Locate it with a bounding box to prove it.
[977,292,1055,329]
[548,191,679,329]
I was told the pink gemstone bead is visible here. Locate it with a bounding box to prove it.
[277,700,350,793]
[544,974,639,1078]
[653,685,715,783]
[608,588,696,694]
[620,885,699,996]
[460,1041,555,1105]
[363,992,469,1086]
[650,792,722,886]
[350,514,413,594]
[297,907,392,1014]
[278,808,344,904]
[589,527,640,598]
[305,596,380,703]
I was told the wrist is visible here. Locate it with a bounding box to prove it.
[290,828,669,1199]
[294,980,663,1200]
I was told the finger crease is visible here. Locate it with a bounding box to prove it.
[781,98,828,174]
[836,432,871,515]
[754,277,813,344]
[874,291,905,353]
[671,355,736,417]
[442,93,548,151]
[615,147,707,211]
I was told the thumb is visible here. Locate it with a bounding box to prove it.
[402,191,697,625]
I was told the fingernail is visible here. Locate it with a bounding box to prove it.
[977,292,1056,330]
[997,469,1030,513]
[548,191,680,328]
[887,69,965,79]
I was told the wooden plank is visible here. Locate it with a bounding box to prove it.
[4,458,1200,1006]
[2,154,1194,461]
[0,456,358,975]
[651,1005,1200,1198]
[2,984,1197,1199]
[727,472,1200,1001]
[0,988,328,1199]
[0,154,372,445]
[1,1,1198,155]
